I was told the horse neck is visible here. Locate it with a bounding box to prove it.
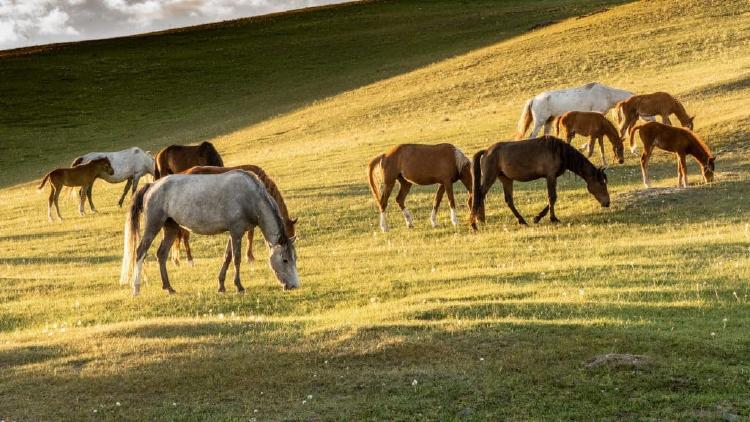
[687,139,711,165]
[562,146,597,181]
[602,120,620,144]
[672,99,691,125]
[254,189,286,247]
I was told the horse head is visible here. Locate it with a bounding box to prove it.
[268,236,299,290]
[703,156,716,183]
[586,167,610,208]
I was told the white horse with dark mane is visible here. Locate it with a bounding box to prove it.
[72,147,155,207]
[516,82,644,139]
[120,170,299,296]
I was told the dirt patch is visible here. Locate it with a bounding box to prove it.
[586,353,652,369]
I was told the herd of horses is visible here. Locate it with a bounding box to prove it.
[37,82,716,296]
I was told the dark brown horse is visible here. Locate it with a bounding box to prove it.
[173,165,297,265]
[153,141,224,179]
[471,136,609,229]
[629,121,715,188]
[368,143,473,231]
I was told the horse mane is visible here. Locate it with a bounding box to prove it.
[601,117,621,141]
[198,141,224,166]
[684,129,712,158]
[238,166,293,229]
[539,136,602,180]
[239,171,289,245]
[453,147,471,173]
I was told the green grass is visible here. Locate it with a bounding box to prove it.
[2,0,750,420]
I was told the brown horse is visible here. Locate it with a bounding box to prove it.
[629,122,715,188]
[555,111,625,166]
[368,143,473,231]
[471,136,609,229]
[38,158,114,221]
[616,92,694,139]
[153,141,224,179]
[172,165,297,265]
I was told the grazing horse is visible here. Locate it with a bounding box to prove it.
[367,143,473,232]
[71,147,155,207]
[470,137,609,229]
[629,122,714,188]
[119,171,299,296]
[555,111,625,166]
[516,82,637,139]
[617,92,694,140]
[38,158,114,221]
[173,165,298,265]
[153,141,224,179]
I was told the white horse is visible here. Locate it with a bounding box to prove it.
[120,170,299,296]
[516,82,640,139]
[72,147,155,207]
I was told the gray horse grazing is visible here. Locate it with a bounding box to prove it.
[72,147,155,207]
[119,170,299,296]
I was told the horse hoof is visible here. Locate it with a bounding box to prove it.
[187,260,194,268]
[218,288,226,294]
[550,218,560,223]
[166,288,176,295]
[246,257,255,264]
[236,288,245,295]
[533,216,542,224]
[519,220,528,226]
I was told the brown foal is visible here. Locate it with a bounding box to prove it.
[38,158,114,221]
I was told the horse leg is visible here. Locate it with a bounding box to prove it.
[661,115,673,126]
[598,137,607,167]
[53,183,63,221]
[78,185,87,215]
[230,230,245,293]
[85,183,98,213]
[132,216,164,296]
[542,118,554,136]
[640,145,654,188]
[530,117,545,138]
[431,185,445,227]
[586,136,596,157]
[246,228,256,263]
[445,182,459,226]
[156,222,179,294]
[182,230,194,267]
[118,178,133,208]
[171,230,182,266]
[536,177,559,223]
[217,239,232,293]
[47,187,55,222]
[677,153,688,188]
[500,176,527,225]
[395,177,414,228]
[378,179,396,232]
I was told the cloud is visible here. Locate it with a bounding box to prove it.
[0,0,349,50]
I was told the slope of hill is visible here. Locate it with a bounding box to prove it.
[1,0,750,420]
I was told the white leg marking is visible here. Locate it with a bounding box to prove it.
[630,144,639,156]
[402,208,414,228]
[379,212,389,232]
[450,208,458,226]
[430,209,438,228]
[132,258,145,296]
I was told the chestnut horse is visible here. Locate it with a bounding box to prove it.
[471,136,609,229]
[616,92,694,140]
[173,165,297,265]
[153,141,224,179]
[38,158,114,221]
[629,122,714,188]
[368,143,472,231]
[555,111,625,166]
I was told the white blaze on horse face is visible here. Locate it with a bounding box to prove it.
[430,209,438,227]
[450,208,458,226]
[402,208,414,228]
[379,212,388,232]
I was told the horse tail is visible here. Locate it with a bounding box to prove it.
[615,102,624,125]
[516,99,533,139]
[628,122,646,154]
[555,115,562,137]
[470,150,486,230]
[367,154,385,208]
[120,183,152,285]
[37,172,51,191]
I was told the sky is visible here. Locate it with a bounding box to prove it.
[0,0,350,50]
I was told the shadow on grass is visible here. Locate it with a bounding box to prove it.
[0,255,120,265]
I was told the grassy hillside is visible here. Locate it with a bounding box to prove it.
[2,0,750,420]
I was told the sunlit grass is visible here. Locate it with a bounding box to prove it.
[2,0,750,419]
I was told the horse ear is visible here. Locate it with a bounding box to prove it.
[289,236,297,244]
[290,217,298,225]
